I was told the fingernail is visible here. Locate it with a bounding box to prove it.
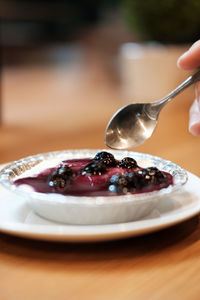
[189,99,200,135]
[177,51,189,67]
[189,122,200,136]
[195,83,200,106]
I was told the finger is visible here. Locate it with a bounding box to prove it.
[189,98,200,136]
[195,82,200,106]
[177,40,200,70]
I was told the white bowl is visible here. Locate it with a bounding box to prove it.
[0,149,188,225]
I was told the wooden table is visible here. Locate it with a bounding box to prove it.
[0,45,200,300]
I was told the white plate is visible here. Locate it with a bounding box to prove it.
[0,168,199,242]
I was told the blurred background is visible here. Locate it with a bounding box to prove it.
[0,0,200,174]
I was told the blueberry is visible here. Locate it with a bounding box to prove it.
[48,171,67,189]
[134,169,152,188]
[57,165,73,177]
[108,172,137,194]
[82,161,107,176]
[146,167,160,176]
[110,174,129,186]
[94,151,117,167]
[48,165,73,189]
[134,167,166,188]
[119,157,137,169]
[146,167,166,184]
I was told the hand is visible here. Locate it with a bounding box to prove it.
[177,40,200,136]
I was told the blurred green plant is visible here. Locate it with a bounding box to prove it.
[123,0,200,44]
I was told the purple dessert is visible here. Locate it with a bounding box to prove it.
[14,151,173,197]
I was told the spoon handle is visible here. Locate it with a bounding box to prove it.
[155,69,200,107]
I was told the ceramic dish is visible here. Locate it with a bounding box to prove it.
[0,170,199,242]
[0,149,188,225]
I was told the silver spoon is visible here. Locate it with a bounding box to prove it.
[105,69,200,150]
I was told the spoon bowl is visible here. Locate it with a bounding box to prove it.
[105,69,200,149]
[105,103,158,149]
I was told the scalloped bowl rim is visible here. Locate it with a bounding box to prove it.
[0,149,188,206]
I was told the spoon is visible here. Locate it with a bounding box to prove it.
[105,69,200,150]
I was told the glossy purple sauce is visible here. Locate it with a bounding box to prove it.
[14,158,173,197]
